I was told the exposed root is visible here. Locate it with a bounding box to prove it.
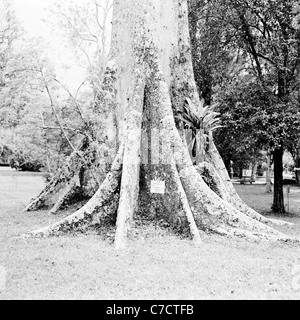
[172,161,202,245]
[206,142,294,227]
[210,225,296,243]
[114,72,146,250]
[179,164,293,241]
[23,172,67,212]
[48,174,79,215]
[24,138,88,212]
[21,145,124,238]
[267,218,294,227]
[153,74,296,243]
[196,162,228,200]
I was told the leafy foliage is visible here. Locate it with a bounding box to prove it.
[0,1,114,176]
[189,0,300,164]
[176,98,222,163]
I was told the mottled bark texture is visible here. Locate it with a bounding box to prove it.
[23,0,296,247]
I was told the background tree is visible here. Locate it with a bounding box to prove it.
[189,0,300,213]
[49,0,113,95]
[0,0,23,127]
[1,0,114,181]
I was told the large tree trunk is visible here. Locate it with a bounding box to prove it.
[22,0,296,247]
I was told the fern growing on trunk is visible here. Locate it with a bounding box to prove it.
[176,97,222,164]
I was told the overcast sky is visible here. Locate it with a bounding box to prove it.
[14,0,86,92]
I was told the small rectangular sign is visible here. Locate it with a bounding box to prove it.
[151,180,166,194]
[242,169,251,177]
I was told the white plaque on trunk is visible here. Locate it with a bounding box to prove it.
[150,180,166,194]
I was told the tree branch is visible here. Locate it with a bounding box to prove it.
[43,80,77,153]
[53,78,87,125]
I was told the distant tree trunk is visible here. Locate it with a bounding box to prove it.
[266,152,273,194]
[239,165,243,179]
[23,0,294,247]
[272,69,288,214]
[295,158,300,186]
[272,146,285,214]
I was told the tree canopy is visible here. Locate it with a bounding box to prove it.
[189,0,300,211]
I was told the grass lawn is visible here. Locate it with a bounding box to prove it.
[0,171,300,300]
[234,183,300,217]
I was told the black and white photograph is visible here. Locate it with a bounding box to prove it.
[0,0,300,302]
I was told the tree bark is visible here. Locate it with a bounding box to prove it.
[48,174,80,215]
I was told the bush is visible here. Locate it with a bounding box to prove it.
[0,145,13,165]
[10,153,44,172]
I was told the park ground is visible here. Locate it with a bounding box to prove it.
[0,169,300,300]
